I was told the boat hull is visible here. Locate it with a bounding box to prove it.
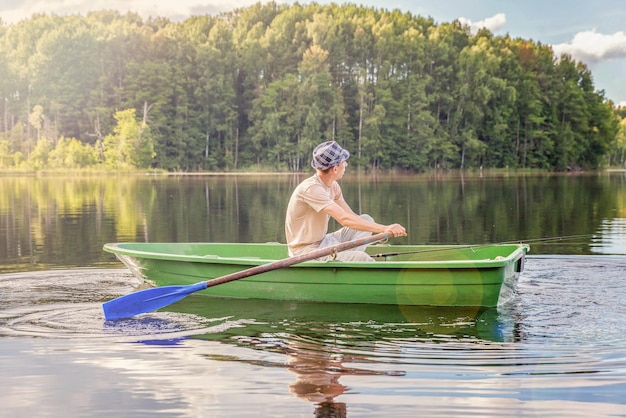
[104,242,528,307]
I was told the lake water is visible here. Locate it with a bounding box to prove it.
[1,173,626,417]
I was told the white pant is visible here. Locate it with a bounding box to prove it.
[318,214,375,262]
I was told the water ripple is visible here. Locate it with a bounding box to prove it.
[0,270,246,341]
[1,260,626,417]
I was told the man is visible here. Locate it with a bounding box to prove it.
[285,140,407,261]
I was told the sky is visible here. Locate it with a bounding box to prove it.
[2,0,626,106]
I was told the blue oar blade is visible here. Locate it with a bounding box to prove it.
[103,281,208,320]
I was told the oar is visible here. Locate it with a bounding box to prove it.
[103,232,391,320]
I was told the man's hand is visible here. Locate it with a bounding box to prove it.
[384,223,407,238]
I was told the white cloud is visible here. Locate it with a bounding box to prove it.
[0,0,250,24]
[458,13,506,34]
[552,30,626,64]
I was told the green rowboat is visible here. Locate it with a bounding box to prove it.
[104,241,528,307]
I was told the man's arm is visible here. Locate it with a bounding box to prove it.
[322,202,406,237]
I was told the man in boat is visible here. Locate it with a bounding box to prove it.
[285,140,407,261]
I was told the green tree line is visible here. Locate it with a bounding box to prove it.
[0,2,623,172]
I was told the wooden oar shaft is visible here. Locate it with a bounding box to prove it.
[204,232,390,288]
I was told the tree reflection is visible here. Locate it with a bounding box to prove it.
[2,173,625,274]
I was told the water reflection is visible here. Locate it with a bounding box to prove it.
[2,173,626,274]
[591,218,626,254]
[286,337,348,417]
[2,263,626,417]
[159,296,520,416]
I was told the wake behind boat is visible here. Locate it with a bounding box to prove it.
[104,241,528,308]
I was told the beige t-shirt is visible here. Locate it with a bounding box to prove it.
[285,175,343,255]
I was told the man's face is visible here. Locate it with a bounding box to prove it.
[334,160,347,179]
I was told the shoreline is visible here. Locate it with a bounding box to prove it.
[1,168,625,177]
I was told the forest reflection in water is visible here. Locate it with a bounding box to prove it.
[1,171,625,274]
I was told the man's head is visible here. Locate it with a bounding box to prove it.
[311,141,350,170]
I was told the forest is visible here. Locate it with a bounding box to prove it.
[0,2,625,172]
